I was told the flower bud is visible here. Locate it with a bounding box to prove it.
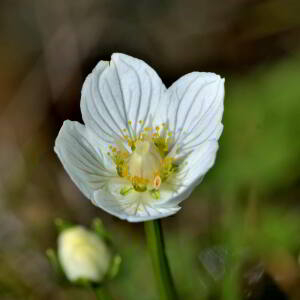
[58,226,111,283]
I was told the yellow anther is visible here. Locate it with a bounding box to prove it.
[153,175,161,190]
[116,159,129,177]
[144,127,152,132]
[120,152,129,159]
[128,120,132,125]
[132,176,148,192]
[122,167,128,177]
[155,126,160,131]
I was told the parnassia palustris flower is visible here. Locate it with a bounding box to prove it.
[55,53,224,222]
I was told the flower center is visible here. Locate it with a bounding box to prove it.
[128,140,161,184]
[108,122,179,198]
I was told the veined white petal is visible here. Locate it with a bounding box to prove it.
[81,53,166,144]
[182,140,218,188]
[160,141,219,207]
[54,120,117,199]
[166,72,224,157]
[92,181,180,222]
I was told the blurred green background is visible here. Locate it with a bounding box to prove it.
[1,0,300,299]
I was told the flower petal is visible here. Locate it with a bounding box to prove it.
[166,72,224,157]
[92,181,180,222]
[81,53,166,144]
[184,141,219,187]
[54,120,117,199]
[157,73,224,207]
[160,140,219,208]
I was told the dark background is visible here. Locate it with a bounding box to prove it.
[1,0,300,299]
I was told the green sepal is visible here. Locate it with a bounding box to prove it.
[46,248,67,283]
[91,218,112,244]
[106,254,122,280]
[54,218,74,233]
[74,277,96,288]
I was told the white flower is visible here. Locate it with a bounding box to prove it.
[54,53,224,222]
[58,226,111,282]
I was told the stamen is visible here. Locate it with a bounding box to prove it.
[116,161,128,177]
[153,175,161,190]
[109,122,180,196]
[160,158,179,182]
[150,189,160,199]
[132,176,148,192]
[120,186,133,196]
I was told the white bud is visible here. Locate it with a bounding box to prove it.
[58,226,111,282]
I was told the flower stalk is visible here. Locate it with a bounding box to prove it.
[94,286,114,300]
[144,220,178,300]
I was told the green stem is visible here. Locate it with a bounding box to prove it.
[144,220,178,300]
[94,286,113,300]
